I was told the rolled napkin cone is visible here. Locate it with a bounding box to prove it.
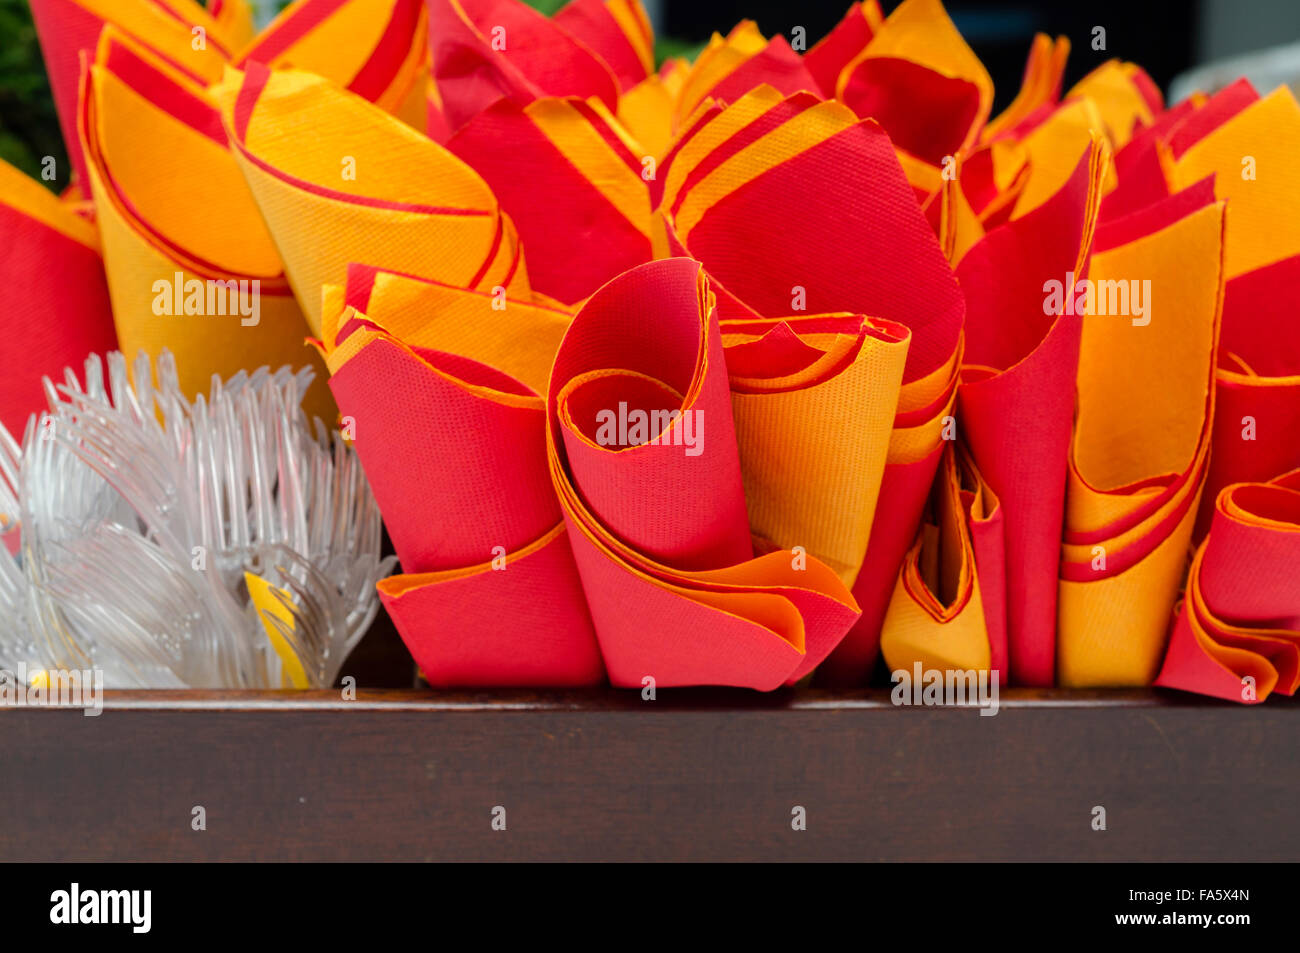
[721,312,910,587]
[547,258,860,689]
[0,158,117,437]
[803,1,884,100]
[954,138,1107,687]
[320,266,603,686]
[656,90,966,685]
[959,451,1008,678]
[656,86,967,684]
[1198,255,1300,536]
[1149,81,1300,534]
[1165,85,1300,280]
[658,87,964,408]
[880,443,1004,677]
[426,0,619,138]
[836,0,994,173]
[1057,186,1226,687]
[323,264,569,572]
[29,0,233,188]
[77,28,332,418]
[828,364,957,686]
[1089,80,1298,549]
[1156,470,1300,704]
[212,62,529,339]
[233,0,428,129]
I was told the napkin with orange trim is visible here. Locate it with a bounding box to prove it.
[859,139,1102,687]
[0,157,117,437]
[1057,187,1225,687]
[426,0,626,138]
[547,259,860,689]
[233,0,428,128]
[951,138,1107,687]
[880,443,1005,677]
[652,81,965,684]
[1156,471,1300,704]
[13,0,1300,701]
[1155,81,1300,534]
[29,0,233,188]
[78,28,332,416]
[445,95,655,304]
[720,312,909,588]
[211,62,529,338]
[319,264,604,686]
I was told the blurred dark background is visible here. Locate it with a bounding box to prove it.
[5,0,1300,189]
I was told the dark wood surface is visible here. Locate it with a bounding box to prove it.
[1,685,1294,862]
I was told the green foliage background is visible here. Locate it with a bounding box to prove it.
[0,0,64,186]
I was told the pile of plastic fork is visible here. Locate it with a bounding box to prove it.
[0,350,396,688]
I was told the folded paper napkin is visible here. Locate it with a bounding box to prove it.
[1156,470,1300,703]
[23,0,428,412]
[7,0,1298,701]
[545,259,860,689]
[320,264,603,687]
[0,157,116,436]
[76,26,334,418]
